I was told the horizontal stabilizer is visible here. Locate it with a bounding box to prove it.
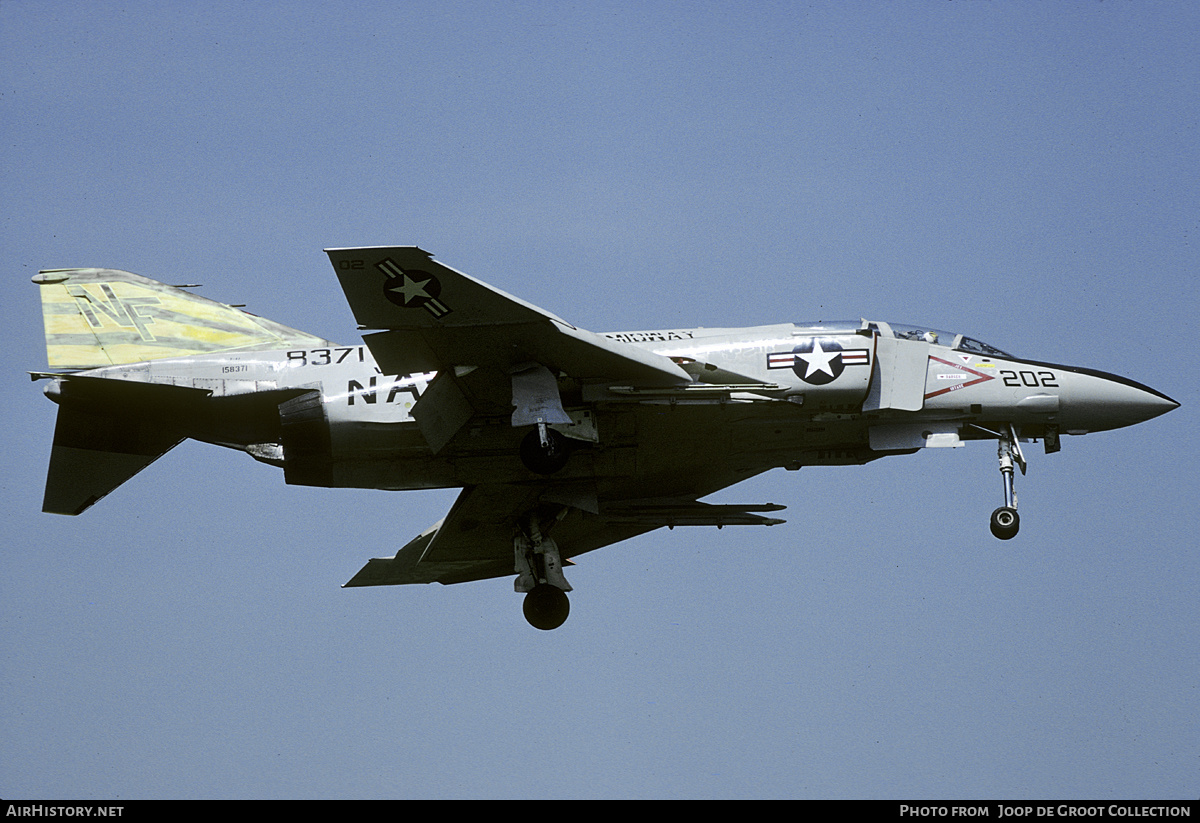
[43,403,184,515]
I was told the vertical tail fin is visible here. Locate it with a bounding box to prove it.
[33,268,331,368]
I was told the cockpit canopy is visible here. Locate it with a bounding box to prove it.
[792,320,1012,358]
[885,322,1012,357]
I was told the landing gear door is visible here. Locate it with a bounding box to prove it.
[863,333,928,412]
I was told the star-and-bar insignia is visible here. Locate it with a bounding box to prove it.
[377,258,452,319]
[768,339,870,385]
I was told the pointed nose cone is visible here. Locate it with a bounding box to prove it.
[1060,368,1179,433]
[1118,386,1180,426]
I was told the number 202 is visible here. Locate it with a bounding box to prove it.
[1001,369,1058,388]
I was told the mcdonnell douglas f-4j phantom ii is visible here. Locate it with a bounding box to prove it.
[32,247,1179,629]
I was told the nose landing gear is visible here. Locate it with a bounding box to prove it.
[991,425,1026,540]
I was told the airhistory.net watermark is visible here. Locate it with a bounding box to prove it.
[5,806,123,817]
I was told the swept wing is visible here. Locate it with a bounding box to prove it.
[344,482,784,587]
[326,246,691,385]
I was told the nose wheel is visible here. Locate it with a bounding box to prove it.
[990,506,1020,540]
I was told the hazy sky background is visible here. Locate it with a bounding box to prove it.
[2,1,1196,799]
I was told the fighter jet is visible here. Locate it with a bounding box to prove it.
[32,247,1179,629]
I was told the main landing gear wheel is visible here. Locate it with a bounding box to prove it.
[519,425,570,475]
[523,584,570,630]
[990,506,1020,540]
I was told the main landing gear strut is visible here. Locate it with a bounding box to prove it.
[511,363,573,476]
[514,514,572,630]
[990,424,1025,540]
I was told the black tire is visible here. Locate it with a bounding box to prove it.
[523,584,570,630]
[519,428,570,475]
[990,506,1020,540]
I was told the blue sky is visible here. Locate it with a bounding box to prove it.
[2,1,1197,799]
